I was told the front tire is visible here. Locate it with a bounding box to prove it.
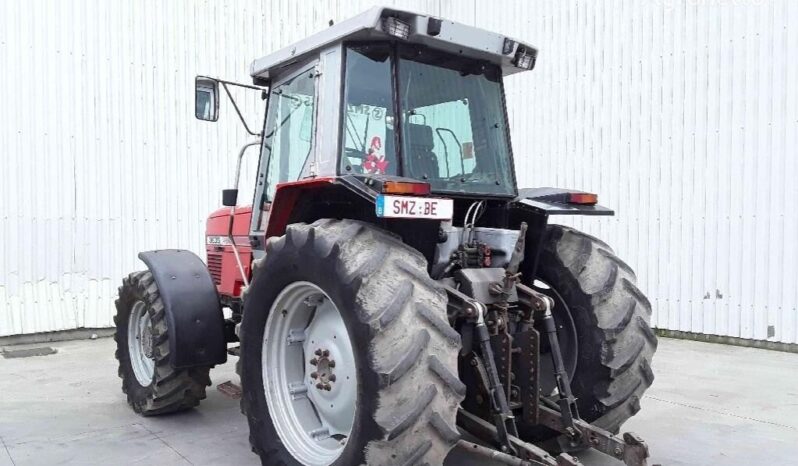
[114,271,211,415]
[239,219,465,466]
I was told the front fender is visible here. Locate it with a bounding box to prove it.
[138,249,227,369]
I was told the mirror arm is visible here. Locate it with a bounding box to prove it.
[221,81,261,137]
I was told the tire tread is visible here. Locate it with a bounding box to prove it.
[542,225,657,433]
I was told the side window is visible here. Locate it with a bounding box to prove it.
[261,69,316,200]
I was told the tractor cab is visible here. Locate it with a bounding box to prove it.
[247,7,535,194]
[198,7,539,248]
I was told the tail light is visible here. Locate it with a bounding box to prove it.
[567,192,598,205]
[382,180,431,195]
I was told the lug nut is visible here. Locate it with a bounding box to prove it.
[315,349,323,356]
[328,360,335,368]
[310,358,318,366]
[323,384,332,391]
[328,374,337,382]
[310,372,319,379]
[322,349,330,357]
[316,383,324,390]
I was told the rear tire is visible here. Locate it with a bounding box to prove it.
[114,271,211,415]
[520,225,657,438]
[239,219,465,466]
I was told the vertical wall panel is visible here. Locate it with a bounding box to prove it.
[0,0,795,344]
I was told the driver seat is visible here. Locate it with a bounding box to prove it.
[405,124,439,180]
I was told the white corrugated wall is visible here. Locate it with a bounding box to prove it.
[1,0,795,344]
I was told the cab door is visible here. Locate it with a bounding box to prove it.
[250,63,319,245]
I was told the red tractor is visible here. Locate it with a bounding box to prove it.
[114,8,656,466]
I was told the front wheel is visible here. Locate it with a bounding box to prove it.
[239,219,465,466]
[114,271,211,415]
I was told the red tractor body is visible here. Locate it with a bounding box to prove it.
[205,206,252,298]
[205,178,338,300]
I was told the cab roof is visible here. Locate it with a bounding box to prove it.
[249,6,537,81]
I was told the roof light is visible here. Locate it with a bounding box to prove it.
[567,192,598,205]
[382,180,430,195]
[513,46,537,70]
[502,38,516,55]
[383,16,411,40]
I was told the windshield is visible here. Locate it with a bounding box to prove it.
[341,43,516,196]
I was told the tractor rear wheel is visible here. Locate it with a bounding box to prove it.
[521,225,657,439]
[114,271,211,415]
[239,219,465,466]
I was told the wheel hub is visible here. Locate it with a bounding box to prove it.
[310,349,336,390]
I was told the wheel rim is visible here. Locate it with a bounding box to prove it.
[128,300,155,386]
[532,279,578,396]
[263,281,357,466]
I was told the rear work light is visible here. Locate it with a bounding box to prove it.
[567,192,598,205]
[382,180,431,195]
[383,16,411,40]
[513,46,537,70]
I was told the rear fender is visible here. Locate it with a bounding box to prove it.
[265,177,336,238]
[510,187,613,280]
[515,187,614,216]
[138,250,227,369]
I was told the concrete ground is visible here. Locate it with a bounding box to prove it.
[0,337,796,466]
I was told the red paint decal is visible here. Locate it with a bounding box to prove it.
[363,136,388,174]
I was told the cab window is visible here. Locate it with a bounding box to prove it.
[340,44,398,176]
[261,69,316,200]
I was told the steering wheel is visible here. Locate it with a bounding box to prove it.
[345,148,367,160]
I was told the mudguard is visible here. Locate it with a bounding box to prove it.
[515,187,614,216]
[510,187,613,284]
[138,249,227,369]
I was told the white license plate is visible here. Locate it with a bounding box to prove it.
[375,195,453,220]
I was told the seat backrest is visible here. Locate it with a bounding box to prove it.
[405,123,439,179]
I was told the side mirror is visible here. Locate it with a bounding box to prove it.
[195,76,219,121]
